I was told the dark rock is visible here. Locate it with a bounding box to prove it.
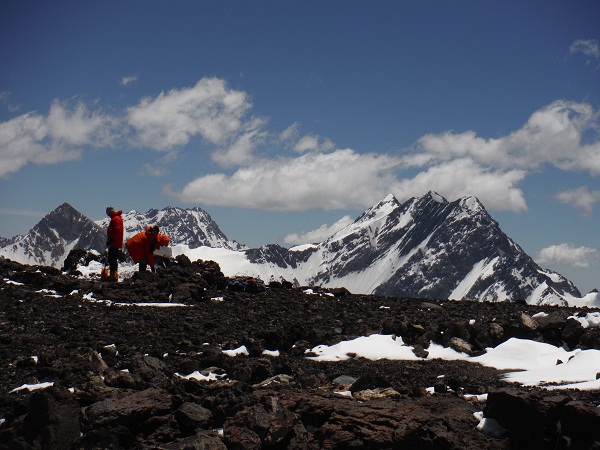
[82,388,172,429]
[561,318,585,348]
[561,401,600,448]
[175,402,213,430]
[176,254,193,267]
[161,430,227,449]
[22,386,80,449]
[224,395,302,448]
[129,355,169,386]
[484,388,569,438]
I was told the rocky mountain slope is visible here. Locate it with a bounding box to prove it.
[0,256,599,449]
[0,193,586,305]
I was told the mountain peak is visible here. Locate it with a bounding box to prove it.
[353,194,401,224]
[457,196,486,214]
[426,191,447,203]
[0,203,105,267]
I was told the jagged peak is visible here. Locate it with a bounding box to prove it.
[381,193,398,203]
[457,196,486,214]
[369,193,401,211]
[49,202,79,215]
[426,191,447,203]
[357,194,401,221]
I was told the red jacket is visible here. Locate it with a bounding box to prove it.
[126,227,170,267]
[107,210,124,249]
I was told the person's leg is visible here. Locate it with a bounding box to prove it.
[139,257,147,272]
[108,247,118,272]
[105,247,118,281]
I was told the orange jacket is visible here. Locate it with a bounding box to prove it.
[125,227,169,267]
[107,210,124,249]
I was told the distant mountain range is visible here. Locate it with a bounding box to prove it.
[0,192,587,306]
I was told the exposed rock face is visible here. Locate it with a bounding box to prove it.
[0,255,598,449]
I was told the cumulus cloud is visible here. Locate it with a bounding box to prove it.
[394,159,528,212]
[3,76,600,218]
[536,243,599,268]
[284,215,354,245]
[126,77,253,152]
[569,39,600,68]
[386,100,600,213]
[167,100,600,213]
[166,149,404,211]
[555,186,600,215]
[211,116,268,167]
[0,100,115,178]
[411,101,599,174]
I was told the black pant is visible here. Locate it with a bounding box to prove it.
[139,257,154,272]
[108,247,119,272]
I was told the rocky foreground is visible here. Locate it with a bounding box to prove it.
[0,253,599,449]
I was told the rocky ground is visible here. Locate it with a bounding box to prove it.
[0,252,599,449]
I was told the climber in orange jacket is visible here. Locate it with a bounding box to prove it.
[125,225,170,272]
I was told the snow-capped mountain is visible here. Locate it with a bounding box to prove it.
[292,191,582,305]
[0,193,586,306]
[0,204,242,268]
[96,206,244,251]
[0,203,106,267]
[176,192,582,306]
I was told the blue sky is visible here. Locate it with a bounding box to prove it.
[1,1,600,293]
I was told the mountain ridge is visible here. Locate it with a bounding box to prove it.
[253,191,582,305]
[0,193,591,306]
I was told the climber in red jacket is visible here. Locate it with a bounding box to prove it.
[106,205,124,281]
[126,225,170,272]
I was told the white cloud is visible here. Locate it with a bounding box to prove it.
[126,77,253,152]
[555,186,600,215]
[293,134,335,153]
[211,116,268,167]
[0,91,19,112]
[536,243,599,268]
[171,100,600,214]
[119,75,138,86]
[284,215,354,245]
[411,101,600,174]
[569,39,600,68]
[3,76,599,220]
[140,163,168,177]
[166,149,404,211]
[394,159,528,212]
[279,123,300,143]
[0,100,114,178]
